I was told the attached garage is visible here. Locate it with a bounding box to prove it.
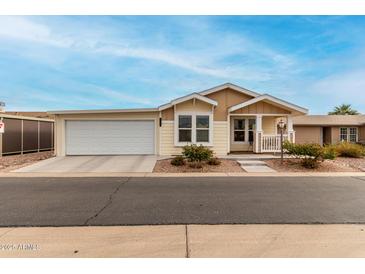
[65,120,155,155]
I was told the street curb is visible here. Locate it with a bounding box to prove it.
[0,172,364,177]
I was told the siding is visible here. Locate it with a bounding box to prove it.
[159,121,228,156]
[212,121,228,155]
[294,126,322,144]
[262,116,276,134]
[160,121,181,156]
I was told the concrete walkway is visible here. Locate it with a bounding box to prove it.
[1,224,365,257]
[238,160,277,173]
[13,155,162,173]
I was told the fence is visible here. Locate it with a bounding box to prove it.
[0,114,54,156]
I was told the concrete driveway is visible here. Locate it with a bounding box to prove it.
[14,155,160,173]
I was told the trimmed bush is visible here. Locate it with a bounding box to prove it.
[182,144,213,163]
[283,141,323,169]
[323,145,338,160]
[207,157,221,166]
[335,142,365,158]
[170,156,185,166]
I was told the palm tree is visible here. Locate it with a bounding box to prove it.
[328,104,359,115]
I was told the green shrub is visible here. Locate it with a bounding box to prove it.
[283,141,323,159]
[323,145,338,160]
[170,156,185,166]
[283,141,323,169]
[207,157,221,166]
[335,142,365,158]
[182,144,213,163]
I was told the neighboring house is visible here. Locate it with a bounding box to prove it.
[293,115,365,146]
[48,83,364,156]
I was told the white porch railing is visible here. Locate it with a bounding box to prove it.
[261,134,288,152]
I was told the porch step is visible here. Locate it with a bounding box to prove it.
[238,160,277,173]
[237,160,268,166]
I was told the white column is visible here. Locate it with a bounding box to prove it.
[255,115,263,153]
[287,115,295,143]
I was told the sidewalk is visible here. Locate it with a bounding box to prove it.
[0,171,365,177]
[1,224,365,258]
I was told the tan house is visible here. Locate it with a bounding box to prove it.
[49,83,364,156]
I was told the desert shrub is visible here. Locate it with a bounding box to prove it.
[182,144,213,163]
[323,145,338,160]
[335,142,365,158]
[283,141,323,169]
[170,156,185,166]
[207,157,221,166]
[301,158,320,169]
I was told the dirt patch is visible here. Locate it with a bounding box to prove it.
[264,158,361,172]
[331,157,365,171]
[153,159,244,173]
[0,151,54,172]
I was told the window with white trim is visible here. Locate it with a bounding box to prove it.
[178,115,192,142]
[233,118,256,143]
[196,115,210,142]
[340,127,358,143]
[176,113,212,145]
[233,119,245,142]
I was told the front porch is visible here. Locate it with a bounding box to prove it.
[226,93,306,154]
[228,114,295,154]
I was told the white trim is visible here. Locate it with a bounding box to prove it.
[340,127,359,143]
[198,83,261,98]
[174,111,214,147]
[228,94,308,114]
[159,93,218,111]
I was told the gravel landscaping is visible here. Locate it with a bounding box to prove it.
[264,158,364,172]
[0,151,54,172]
[153,158,244,173]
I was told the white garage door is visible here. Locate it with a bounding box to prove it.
[65,120,155,155]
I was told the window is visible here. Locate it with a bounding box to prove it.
[340,127,358,143]
[349,127,358,142]
[234,119,245,142]
[196,115,209,142]
[340,128,348,141]
[176,113,212,145]
[178,115,192,142]
[233,118,256,143]
[248,119,256,143]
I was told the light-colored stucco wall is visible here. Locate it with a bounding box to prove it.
[359,126,365,141]
[54,112,159,156]
[293,126,322,144]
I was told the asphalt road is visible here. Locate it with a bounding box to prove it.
[1,176,365,226]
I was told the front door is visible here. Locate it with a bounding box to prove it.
[230,117,256,152]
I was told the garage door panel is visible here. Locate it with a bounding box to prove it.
[66,120,155,155]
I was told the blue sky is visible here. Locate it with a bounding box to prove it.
[0,16,365,114]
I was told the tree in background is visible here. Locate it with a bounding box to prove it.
[328,104,359,115]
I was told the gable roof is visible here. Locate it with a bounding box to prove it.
[293,115,365,126]
[158,92,218,111]
[228,94,308,114]
[198,82,261,98]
